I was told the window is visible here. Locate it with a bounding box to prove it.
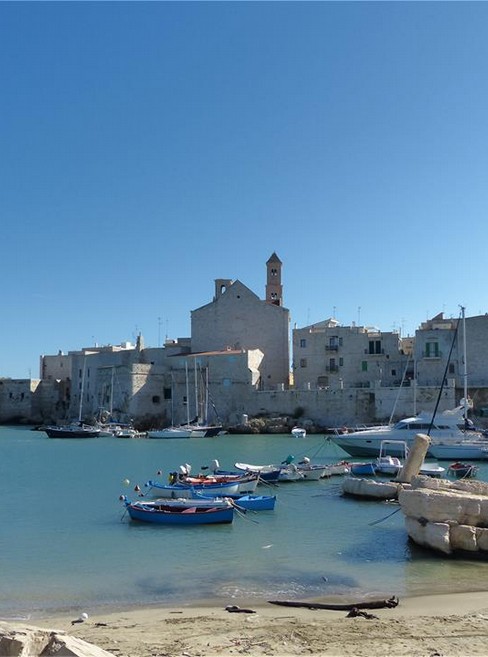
[163,387,172,400]
[449,363,455,374]
[425,342,440,358]
[369,340,382,355]
[300,339,307,348]
[339,357,344,367]
[270,267,278,277]
[152,395,160,404]
[362,361,368,371]
[300,358,307,368]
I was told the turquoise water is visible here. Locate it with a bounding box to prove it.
[1,426,488,620]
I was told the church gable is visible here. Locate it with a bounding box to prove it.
[192,279,261,315]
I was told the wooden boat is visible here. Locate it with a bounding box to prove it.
[121,497,234,525]
[234,462,282,482]
[180,472,259,494]
[144,479,240,498]
[350,462,376,476]
[447,462,479,479]
[234,460,304,482]
[194,492,277,511]
[229,494,276,511]
[208,460,282,483]
[296,457,327,480]
[323,461,351,476]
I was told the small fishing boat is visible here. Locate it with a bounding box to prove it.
[194,492,277,511]
[447,462,479,479]
[209,460,282,483]
[229,494,276,511]
[234,462,284,482]
[323,461,351,476]
[350,462,376,476]
[179,472,259,494]
[296,458,327,480]
[121,497,234,525]
[419,463,446,478]
[144,479,240,498]
[374,440,406,475]
[291,427,307,438]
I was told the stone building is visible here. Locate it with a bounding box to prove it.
[7,253,488,428]
[292,319,412,391]
[190,252,290,390]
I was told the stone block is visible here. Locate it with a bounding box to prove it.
[450,524,478,552]
[404,517,451,554]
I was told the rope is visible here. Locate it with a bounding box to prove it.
[368,506,401,526]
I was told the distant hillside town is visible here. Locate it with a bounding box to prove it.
[2,252,488,431]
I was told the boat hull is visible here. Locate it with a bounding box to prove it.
[144,480,240,498]
[125,501,234,525]
[44,426,100,438]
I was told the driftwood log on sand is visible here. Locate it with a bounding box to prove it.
[268,595,399,611]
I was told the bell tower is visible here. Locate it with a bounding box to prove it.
[265,252,283,306]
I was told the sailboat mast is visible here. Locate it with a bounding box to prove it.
[109,366,114,417]
[79,358,86,423]
[185,361,190,426]
[194,359,198,422]
[461,305,468,419]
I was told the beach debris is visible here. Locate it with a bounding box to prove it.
[71,612,89,625]
[346,607,379,619]
[225,605,256,614]
[268,596,399,611]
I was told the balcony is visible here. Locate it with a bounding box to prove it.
[325,365,339,373]
[325,345,339,351]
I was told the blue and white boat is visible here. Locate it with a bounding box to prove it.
[194,492,277,511]
[121,497,234,525]
[144,479,240,498]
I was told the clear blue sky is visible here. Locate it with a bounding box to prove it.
[2,2,488,379]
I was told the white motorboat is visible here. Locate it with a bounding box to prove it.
[428,442,488,461]
[375,440,405,475]
[291,427,307,438]
[331,405,484,458]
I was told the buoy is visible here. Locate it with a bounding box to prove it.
[134,485,141,492]
[157,470,162,476]
[122,479,130,487]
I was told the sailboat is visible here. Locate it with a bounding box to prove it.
[147,364,206,439]
[44,359,100,438]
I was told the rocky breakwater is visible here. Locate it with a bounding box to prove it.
[399,475,488,556]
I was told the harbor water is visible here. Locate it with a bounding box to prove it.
[2,426,488,620]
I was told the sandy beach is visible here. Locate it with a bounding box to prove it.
[6,591,488,656]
